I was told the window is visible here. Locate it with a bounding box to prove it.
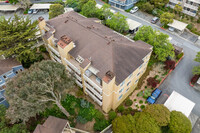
[118,94,123,100]
[135,79,139,83]
[139,64,143,69]
[137,72,140,76]
[120,81,125,87]
[3,75,7,79]
[6,72,13,76]
[0,78,2,82]
[127,81,131,86]
[20,69,23,71]
[119,88,124,93]
[126,88,130,92]
[96,77,101,85]
[76,55,84,63]
[128,73,133,79]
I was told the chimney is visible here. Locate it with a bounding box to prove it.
[57,35,73,49]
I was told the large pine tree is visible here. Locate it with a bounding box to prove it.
[0,14,39,60]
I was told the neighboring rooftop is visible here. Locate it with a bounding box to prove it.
[167,19,188,32]
[0,58,21,75]
[33,116,68,133]
[30,4,52,10]
[45,11,152,85]
[126,18,142,30]
[164,91,195,117]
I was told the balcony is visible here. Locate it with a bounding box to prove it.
[64,58,81,75]
[85,88,102,106]
[182,10,196,16]
[184,3,198,10]
[47,44,60,57]
[75,73,82,81]
[188,0,200,4]
[75,80,83,88]
[83,74,102,94]
[50,52,62,63]
[169,0,180,4]
[84,82,102,100]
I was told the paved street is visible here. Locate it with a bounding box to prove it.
[95,0,200,116]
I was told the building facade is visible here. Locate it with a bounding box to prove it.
[108,0,138,10]
[0,58,24,108]
[38,11,152,113]
[168,0,200,16]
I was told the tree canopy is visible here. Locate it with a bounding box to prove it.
[5,60,75,123]
[106,12,129,33]
[96,4,113,20]
[169,111,192,133]
[49,4,65,19]
[134,26,175,61]
[150,0,169,8]
[143,104,170,126]
[160,12,175,25]
[0,15,39,61]
[192,52,200,75]
[174,3,183,13]
[81,0,97,18]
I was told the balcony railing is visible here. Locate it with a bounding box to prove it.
[50,52,62,63]
[169,0,179,4]
[48,44,60,57]
[66,65,73,73]
[188,0,200,4]
[85,88,102,106]
[83,74,102,93]
[84,82,102,100]
[64,58,81,75]
[184,3,198,10]
[182,10,196,16]
[75,80,83,88]
[75,73,82,81]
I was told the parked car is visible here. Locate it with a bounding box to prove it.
[130,6,139,14]
[5,0,9,3]
[28,9,33,14]
[147,88,162,104]
[33,9,39,14]
[151,17,159,24]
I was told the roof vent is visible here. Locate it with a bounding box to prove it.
[64,20,68,23]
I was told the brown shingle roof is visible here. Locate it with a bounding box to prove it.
[33,116,68,133]
[0,58,21,75]
[45,11,152,85]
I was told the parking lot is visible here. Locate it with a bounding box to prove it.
[0,9,49,21]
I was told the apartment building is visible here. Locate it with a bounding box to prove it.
[168,0,200,16]
[108,0,138,10]
[38,11,152,113]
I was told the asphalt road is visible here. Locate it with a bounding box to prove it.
[95,0,200,116]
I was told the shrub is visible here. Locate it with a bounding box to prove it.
[125,99,133,106]
[177,53,183,60]
[145,101,148,104]
[109,111,117,121]
[187,23,193,30]
[145,86,147,88]
[39,45,47,52]
[147,77,159,88]
[122,107,133,115]
[164,60,176,70]
[76,116,87,124]
[134,99,137,101]
[80,99,90,108]
[95,110,105,121]
[140,105,145,109]
[76,89,84,97]
[197,18,200,23]
[137,91,143,97]
[191,75,199,84]
[117,105,125,113]
[154,75,159,79]
[139,100,143,104]
[94,119,109,131]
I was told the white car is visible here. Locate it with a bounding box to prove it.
[33,9,38,14]
[168,27,175,32]
[130,6,138,14]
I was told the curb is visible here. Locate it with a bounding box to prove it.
[189,82,194,87]
[156,55,184,88]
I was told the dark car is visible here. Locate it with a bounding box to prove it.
[151,17,159,24]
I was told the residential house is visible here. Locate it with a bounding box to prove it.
[168,0,200,16]
[0,58,24,107]
[108,0,138,10]
[38,11,152,113]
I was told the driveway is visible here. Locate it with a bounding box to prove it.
[95,0,200,116]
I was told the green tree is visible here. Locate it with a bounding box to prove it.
[81,0,97,17]
[169,111,192,133]
[8,0,18,4]
[5,61,75,123]
[78,0,89,9]
[192,52,200,75]
[134,26,175,61]
[141,2,154,13]
[106,12,129,33]
[160,12,175,25]
[108,111,117,121]
[134,112,162,133]
[174,3,183,13]
[66,0,78,7]
[0,15,39,62]
[143,104,170,126]
[49,4,65,19]
[150,0,169,8]
[112,114,137,133]
[96,4,113,20]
